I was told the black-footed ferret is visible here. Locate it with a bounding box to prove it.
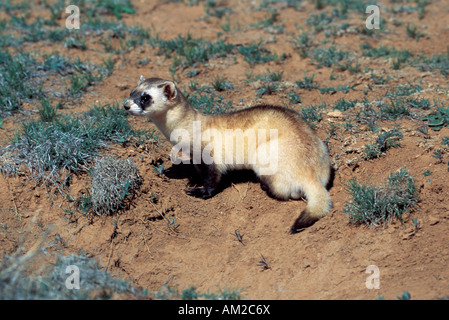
[124,76,332,233]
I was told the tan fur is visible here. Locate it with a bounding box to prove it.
[124,77,332,233]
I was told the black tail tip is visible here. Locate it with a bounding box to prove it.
[289,213,319,234]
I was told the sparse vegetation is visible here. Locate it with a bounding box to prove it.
[150,33,235,68]
[0,102,147,193]
[363,128,403,160]
[0,0,448,301]
[344,169,419,227]
[423,106,449,131]
[0,242,148,299]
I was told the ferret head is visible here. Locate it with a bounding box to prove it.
[124,76,178,117]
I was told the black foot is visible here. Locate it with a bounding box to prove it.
[185,187,214,199]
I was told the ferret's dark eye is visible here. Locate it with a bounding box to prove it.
[141,94,150,102]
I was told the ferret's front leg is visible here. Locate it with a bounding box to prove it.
[186,163,221,199]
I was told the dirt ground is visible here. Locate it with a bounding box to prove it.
[1,0,449,300]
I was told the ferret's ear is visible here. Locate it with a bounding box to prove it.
[162,81,177,101]
[138,75,146,86]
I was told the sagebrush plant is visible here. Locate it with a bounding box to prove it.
[90,156,142,216]
[343,169,419,227]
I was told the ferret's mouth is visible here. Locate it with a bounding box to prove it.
[124,100,145,115]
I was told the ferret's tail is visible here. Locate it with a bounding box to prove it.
[290,182,332,234]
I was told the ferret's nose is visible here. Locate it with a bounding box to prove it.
[124,100,131,110]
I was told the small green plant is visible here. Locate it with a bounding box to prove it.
[293,33,312,58]
[154,284,241,300]
[379,99,410,120]
[97,0,136,19]
[363,128,403,160]
[249,11,279,29]
[312,46,349,68]
[257,254,271,271]
[333,98,359,111]
[423,107,449,131]
[300,104,323,125]
[152,163,165,176]
[320,84,357,94]
[406,23,423,40]
[232,229,245,245]
[187,91,232,114]
[295,73,319,90]
[432,150,443,163]
[442,136,449,146]
[287,91,301,105]
[397,291,411,300]
[360,43,413,69]
[0,49,43,116]
[256,81,280,97]
[344,168,418,227]
[238,41,277,66]
[414,50,449,77]
[70,71,103,96]
[101,55,116,76]
[410,217,421,231]
[150,34,235,68]
[211,76,233,92]
[38,98,57,122]
[417,0,429,19]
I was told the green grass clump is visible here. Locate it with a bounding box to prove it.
[154,284,241,300]
[311,46,349,68]
[187,91,233,114]
[0,248,148,299]
[238,41,284,66]
[90,156,142,216]
[414,50,449,77]
[344,169,418,227]
[38,98,58,122]
[299,104,323,125]
[150,33,235,67]
[360,43,413,69]
[0,102,141,193]
[405,23,423,40]
[423,106,449,131]
[311,46,360,73]
[0,49,43,115]
[295,73,319,90]
[333,98,360,111]
[211,76,234,92]
[363,128,403,160]
[379,99,410,120]
[96,0,136,19]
